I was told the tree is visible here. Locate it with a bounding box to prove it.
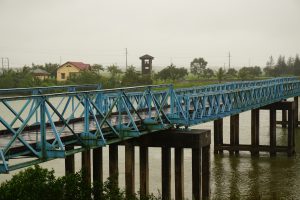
[216,67,226,83]
[203,68,214,79]
[0,165,162,200]
[121,66,143,86]
[264,55,277,77]
[157,64,188,82]
[44,63,59,78]
[106,65,122,87]
[266,56,275,68]
[238,67,250,80]
[91,64,104,75]
[31,63,43,70]
[0,165,62,200]
[251,66,262,77]
[275,55,287,75]
[68,70,102,85]
[294,54,300,76]
[238,66,262,80]
[190,58,208,78]
[227,68,238,78]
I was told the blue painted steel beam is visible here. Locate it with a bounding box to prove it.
[0,77,300,173]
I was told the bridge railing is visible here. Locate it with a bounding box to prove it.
[0,84,101,96]
[0,84,172,172]
[0,77,299,172]
[169,79,300,126]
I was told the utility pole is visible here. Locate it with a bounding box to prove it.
[228,52,231,69]
[1,57,9,69]
[125,48,128,70]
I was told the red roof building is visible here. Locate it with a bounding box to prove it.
[57,61,90,81]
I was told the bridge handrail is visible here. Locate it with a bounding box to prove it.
[0,84,172,101]
[0,77,299,173]
[178,80,300,98]
[0,84,102,95]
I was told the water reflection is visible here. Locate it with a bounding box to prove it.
[212,154,299,200]
[1,107,300,199]
[208,109,300,200]
[229,156,240,200]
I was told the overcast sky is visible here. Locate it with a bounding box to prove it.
[0,0,299,70]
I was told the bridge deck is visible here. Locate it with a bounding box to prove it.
[0,77,299,173]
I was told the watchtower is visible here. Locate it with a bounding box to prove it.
[139,54,154,75]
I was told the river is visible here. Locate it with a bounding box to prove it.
[0,108,299,199]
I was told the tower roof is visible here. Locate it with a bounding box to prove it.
[139,54,154,60]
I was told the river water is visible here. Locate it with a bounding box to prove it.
[0,108,299,199]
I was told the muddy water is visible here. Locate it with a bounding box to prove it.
[1,109,300,199]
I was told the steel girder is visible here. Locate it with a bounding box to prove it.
[0,78,300,173]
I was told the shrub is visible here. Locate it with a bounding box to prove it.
[0,165,162,200]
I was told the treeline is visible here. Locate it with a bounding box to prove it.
[0,165,161,200]
[0,64,151,89]
[0,54,299,89]
[264,55,300,77]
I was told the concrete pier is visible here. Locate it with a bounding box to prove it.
[214,118,223,154]
[65,129,211,200]
[120,129,211,200]
[214,100,296,157]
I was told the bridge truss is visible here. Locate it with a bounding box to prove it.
[0,77,299,173]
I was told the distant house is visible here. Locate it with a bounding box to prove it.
[56,61,90,81]
[31,68,50,80]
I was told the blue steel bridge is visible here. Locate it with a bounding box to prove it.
[0,77,299,173]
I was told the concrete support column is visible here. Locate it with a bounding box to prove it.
[65,146,75,175]
[230,114,239,155]
[82,149,91,184]
[93,147,103,200]
[140,146,149,198]
[109,145,119,185]
[192,148,202,200]
[270,109,276,156]
[251,109,260,156]
[213,119,223,154]
[282,110,287,128]
[162,147,171,200]
[125,144,135,197]
[175,148,184,200]
[93,147,103,184]
[202,145,210,199]
[294,96,299,127]
[288,106,295,156]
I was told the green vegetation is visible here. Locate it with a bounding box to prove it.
[0,54,299,90]
[0,165,161,200]
[154,64,188,82]
[215,67,226,83]
[264,54,300,77]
